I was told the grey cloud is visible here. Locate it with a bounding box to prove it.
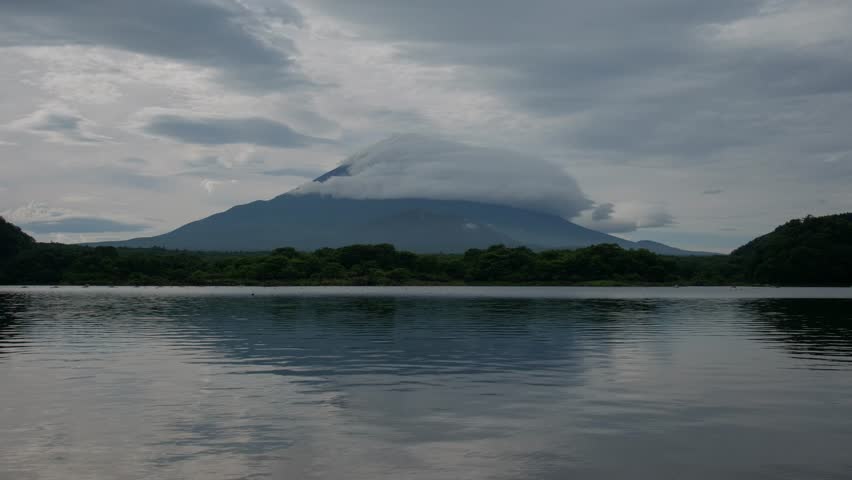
[28,112,76,131]
[72,162,173,191]
[578,203,675,233]
[142,115,332,148]
[331,108,434,153]
[101,169,172,191]
[0,0,305,90]
[306,0,852,166]
[180,154,271,179]
[178,156,240,179]
[641,210,675,229]
[120,157,148,166]
[187,153,265,170]
[285,109,340,135]
[703,188,723,195]
[587,221,642,234]
[186,156,226,169]
[366,108,429,126]
[180,151,324,179]
[20,217,149,234]
[262,167,324,178]
[306,1,758,46]
[735,50,852,97]
[591,203,615,221]
[593,215,674,233]
[9,107,109,144]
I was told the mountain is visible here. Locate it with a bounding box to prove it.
[732,213,852,284]
[97,135,713,255]
[633,240,715,256]
[96,193,712,255]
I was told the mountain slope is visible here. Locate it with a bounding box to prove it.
[99,193,708,254]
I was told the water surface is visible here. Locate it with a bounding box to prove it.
[2,287,852,479]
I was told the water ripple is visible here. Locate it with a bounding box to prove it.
[1,288,851,479]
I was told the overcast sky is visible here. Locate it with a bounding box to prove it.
[1,0,851,252]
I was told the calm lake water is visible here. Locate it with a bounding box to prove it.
[2,287,852,479]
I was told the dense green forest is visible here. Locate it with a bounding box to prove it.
[1,214,850,286]
[732,213,852,285]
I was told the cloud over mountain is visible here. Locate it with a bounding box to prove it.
[296,134,594,219]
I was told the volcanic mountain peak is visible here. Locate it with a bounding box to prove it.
[93,135,711,255]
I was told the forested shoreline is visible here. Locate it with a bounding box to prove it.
[1,214,851,286]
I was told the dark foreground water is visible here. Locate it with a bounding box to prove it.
[2,287,852,479]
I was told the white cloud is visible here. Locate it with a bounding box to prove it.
[60,194,98,204]
[201,179,239,194]
[3,202,75,223]
[711,1,852,50]
[576,202,675,233]
[296,133,593,218]
[2,202,149,236]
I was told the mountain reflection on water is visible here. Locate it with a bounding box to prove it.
[1,288,851,479]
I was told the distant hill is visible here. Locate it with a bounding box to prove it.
[732,213,852,285]
[632,240,715,257]
[0,216,35,261]
[95,193,713,255]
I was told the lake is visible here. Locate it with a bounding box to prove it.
[2,287,852,479]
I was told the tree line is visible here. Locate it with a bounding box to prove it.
[1,214,850,286]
